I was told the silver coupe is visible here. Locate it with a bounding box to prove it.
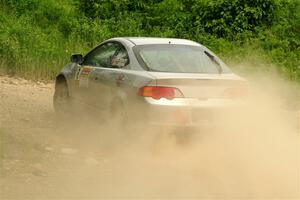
[54,37,247,128]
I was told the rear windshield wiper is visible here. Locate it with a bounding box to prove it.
[204,51,223,74]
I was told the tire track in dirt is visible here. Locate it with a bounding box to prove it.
[0,76,98,199]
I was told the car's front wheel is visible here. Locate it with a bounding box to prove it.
[53,79,71,116]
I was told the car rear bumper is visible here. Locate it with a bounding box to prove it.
[142,97,244,128]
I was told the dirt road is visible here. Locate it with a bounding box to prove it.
[0,75,299,199]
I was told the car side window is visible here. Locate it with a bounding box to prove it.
[83,42,129,69]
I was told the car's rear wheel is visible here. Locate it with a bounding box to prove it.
[110,99,128,128]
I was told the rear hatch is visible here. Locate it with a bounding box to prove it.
[147,72,247,99]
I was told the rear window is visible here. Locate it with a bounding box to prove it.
[133,44,231,73]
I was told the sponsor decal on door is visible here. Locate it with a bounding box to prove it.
[76,67,93,88]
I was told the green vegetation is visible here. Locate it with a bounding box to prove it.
[0,0,299,80]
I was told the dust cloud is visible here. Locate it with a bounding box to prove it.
[0,68,299,199]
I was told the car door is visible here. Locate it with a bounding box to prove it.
[87,42,132,112]
[74,42,121,110]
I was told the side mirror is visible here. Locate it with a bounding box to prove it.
[70,54,83,64]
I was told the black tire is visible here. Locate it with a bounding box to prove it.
[53,79,71,116]
[109,98,133,136]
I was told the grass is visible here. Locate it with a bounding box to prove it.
[0,0,299,81]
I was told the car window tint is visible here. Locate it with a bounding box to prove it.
[83,43,120,68]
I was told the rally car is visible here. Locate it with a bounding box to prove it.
[54,37,247,128]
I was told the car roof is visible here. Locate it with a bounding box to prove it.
[114,37,201,46]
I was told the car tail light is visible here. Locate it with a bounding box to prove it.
[224,87,248,99]
[138,86,183,100]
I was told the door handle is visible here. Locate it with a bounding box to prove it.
[116,74,125,81]
[116,74,125,86]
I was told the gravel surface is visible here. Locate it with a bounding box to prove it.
[0,75,299,200]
